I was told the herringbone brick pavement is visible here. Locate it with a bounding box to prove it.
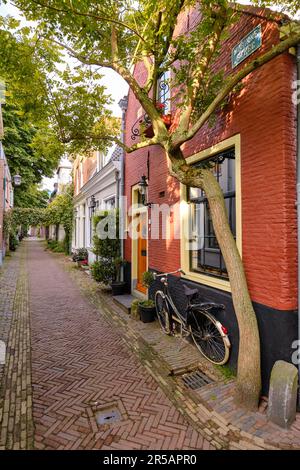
[0,245,34,450]
[27,241,211,450]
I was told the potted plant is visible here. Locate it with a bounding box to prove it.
[111,257,127,296]
[91,209,128,295]
[138,271,156,323]
[72,248,88,267]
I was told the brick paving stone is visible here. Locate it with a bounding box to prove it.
[2,240,300,450]
[0,244,34,449]
[26,240,208,450]
[65,247,300,450]
[0,252,21,385]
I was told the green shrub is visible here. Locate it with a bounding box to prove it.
[142,271,155,289]
[52,242,65,253]
[9,235,19,251]
[47,240,65,253]
[90,259,115,284]
[47,239,57,249]
[138,299,155,308]
[92,209,122,282]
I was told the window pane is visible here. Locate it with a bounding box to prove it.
[157,71,171,114]
[188,149,236,279]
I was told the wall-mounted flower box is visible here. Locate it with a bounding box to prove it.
[144,114,172,138]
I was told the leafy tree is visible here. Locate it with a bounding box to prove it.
[44,184,74,253]
[8,0,300,409]
[2,103,61,207]
[3,207,46,241]
[0,15,118,206]
[14,186,50,209]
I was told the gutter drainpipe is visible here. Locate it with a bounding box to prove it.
[297,44,300,405]
[118,96,128,282]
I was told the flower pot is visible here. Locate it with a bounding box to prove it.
[162,114,172,128]
[77,260,88,267]
[138,304,156,323]
[111,281,127,296]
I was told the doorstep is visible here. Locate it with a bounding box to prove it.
[113,294,136,314]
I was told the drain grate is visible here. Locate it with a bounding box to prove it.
[95,407,122,425]
[182,370,213,390]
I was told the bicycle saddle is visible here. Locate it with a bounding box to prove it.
[183,284,199,300]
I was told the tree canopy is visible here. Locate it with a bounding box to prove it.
[0,14,118,206]
[6,0,299,157]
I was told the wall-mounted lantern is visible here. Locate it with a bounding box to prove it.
[13,174,22,187]
[89,195,97,217]
[138,175,153,207]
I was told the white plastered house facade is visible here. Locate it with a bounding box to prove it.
[48,157,73,242]
[72,147,122,264]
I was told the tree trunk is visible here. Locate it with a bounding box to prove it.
[201,170,261,410]
[167,147,261,410]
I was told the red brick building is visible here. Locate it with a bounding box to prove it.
[123,6,298,392]
[0,104,14,265]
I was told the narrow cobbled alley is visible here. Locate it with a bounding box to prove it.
[0,240,208,450]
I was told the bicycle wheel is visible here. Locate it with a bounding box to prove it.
[155,291,171,335]
[189,309,230,365]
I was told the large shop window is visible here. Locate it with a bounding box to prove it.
[188,148,236,279]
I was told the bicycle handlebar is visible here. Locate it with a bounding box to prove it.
[153,269,186,279]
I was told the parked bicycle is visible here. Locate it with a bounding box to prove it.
[154,269,231,365]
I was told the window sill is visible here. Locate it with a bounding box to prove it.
[181,270,231,293]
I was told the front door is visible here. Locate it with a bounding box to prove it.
[136,212,147,294]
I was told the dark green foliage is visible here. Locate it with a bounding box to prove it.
[9,234,19,251]
[142,271,155,289]
[2,104,61,208]
[91,209,124,284]
[47,240,65,253]
[44,185,74,255]
[90,260,115,284]
[138,299,155,308]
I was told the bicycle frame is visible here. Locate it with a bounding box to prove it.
[154,269,231,365]
[155,271,191,330]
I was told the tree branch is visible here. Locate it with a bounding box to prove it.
[177,3,229,134]
[62,133,159,154]
[171,30,300,149]
[46,37,113,68]
[25,0,149,44]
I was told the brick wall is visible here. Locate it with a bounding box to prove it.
[0,158,4,261]
[124,8,297,311]
[73,154,97,196]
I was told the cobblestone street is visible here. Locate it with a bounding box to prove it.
[0,241,209,450]
[1,240,300,451]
